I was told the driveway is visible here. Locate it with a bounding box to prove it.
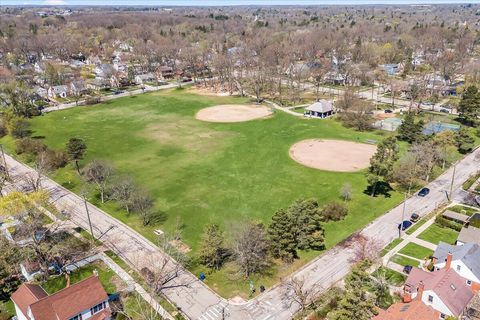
[3,146,479,320]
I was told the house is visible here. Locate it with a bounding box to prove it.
[372,299,437,320]
[11,275,111,320]
[433,242,480,290]
[70,80,88,96]
[88,78,111,91]
[158,66,174,79]
[19,260,42,282]
[324,71,346,85]
[403,267,474,318]
[380,63,400,76]
[304,100,334,119]
[457,226,480,246]
[135,73,156,85]
[94,64,116,79]
[48,85,69,99]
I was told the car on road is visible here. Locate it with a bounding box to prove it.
[410,213,420,222]
[398,220,413,231]
[384,109,393,113]
[113,90,124,95]
[418,187,430,197]
[403,265,413,274]
[439,108,450,113]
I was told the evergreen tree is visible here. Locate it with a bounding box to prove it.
[268,209,298,262]
[367,136,399,196]
[458,85,480,126]
[289,199,325,250]
[66,138,87,174]
[456,126,475,154]
[328,288,377,320]
[397,112,423,143]
[198,224,226,270]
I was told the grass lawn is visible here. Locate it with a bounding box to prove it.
[372,267,406,286]
[398,243,434,260]
[417,223,460,245]
[448,205,480,216]
[380,238,402,256]
[390,254,420,267]
[0,300,15,320]
[41,261,118,295]
[7,88,405,298]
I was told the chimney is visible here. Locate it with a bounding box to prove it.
[65,272,70,288]
[403,285,412,303]
[445,252,453,270]
[416,281,425,301]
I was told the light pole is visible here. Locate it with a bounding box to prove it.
[449,163,457,201]
[82,195,95,243]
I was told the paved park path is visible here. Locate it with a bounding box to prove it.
[4,145,479,320]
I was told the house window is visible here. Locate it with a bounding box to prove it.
[456,265,461,271]
[428,295,434,303]
[440,314,446,319]
[90,302,105,315]
[467,280,472,286]
[69,314,82,320]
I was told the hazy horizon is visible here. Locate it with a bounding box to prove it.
[2,0,479,6]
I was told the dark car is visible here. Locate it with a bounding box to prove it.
[439,108,450,113]
[418,187,430,197]
[410,213,420,222]
[113,90,124,95]
[398,220,413,231]
[384,109,393,114]
[403,265,413,274]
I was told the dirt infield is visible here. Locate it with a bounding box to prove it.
[195,104,273,123]
[289,139,377,172]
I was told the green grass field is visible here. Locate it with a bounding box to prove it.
[398,243,434,260]
[9,89,406,297]
[417,223,460,245]
[391,254,420,268]
[372,267,406,286]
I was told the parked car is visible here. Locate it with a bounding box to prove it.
[410,213,420,222]
[418,187,430,197]
[398,220,413,231]
[439,108,450,113]
[403,265,413,274]
[113,90,124,95]
[384,109,393,114]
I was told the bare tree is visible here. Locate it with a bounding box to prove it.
[349,234,382,264]
[281,277,323,314]
[110,176,137,213]
[232,222,270,277]
[83,160,114,203]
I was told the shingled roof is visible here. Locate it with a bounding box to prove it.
[11,275,109,320]
[434,242,480,279]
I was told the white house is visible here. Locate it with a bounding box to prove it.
[135,73,156,85]
[433,242,480,288]
[404,267,474,318]
[47,85,69,99]
[11,275,111,320]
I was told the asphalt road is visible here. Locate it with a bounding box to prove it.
[3,146,479,320]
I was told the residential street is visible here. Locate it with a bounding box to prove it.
[3,147,479,320]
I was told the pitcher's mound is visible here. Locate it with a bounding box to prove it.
[196,104,272,123]
[289,139,377,172]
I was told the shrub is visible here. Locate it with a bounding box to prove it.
[322,201,349,221]
[9,118,32,138]
[15,138,47,155]
[435,216,462,231]
[40,149,68,170]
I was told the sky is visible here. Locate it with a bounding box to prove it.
[2,0,479,6]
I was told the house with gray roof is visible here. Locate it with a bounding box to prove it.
[457,226,480,246]
[304,100,334,119]
[433,242,480,286]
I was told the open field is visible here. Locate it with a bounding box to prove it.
[6,89,405,297]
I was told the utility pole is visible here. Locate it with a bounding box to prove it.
[82,195,95,243]
[449,164,457,201]
[0,144,10,180]
[399,192,407,239]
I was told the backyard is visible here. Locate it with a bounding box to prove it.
[3,88,406,297]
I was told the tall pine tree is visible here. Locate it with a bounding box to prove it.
[198,224,227,270]
[458,85,480,126]
[268,209,298,262]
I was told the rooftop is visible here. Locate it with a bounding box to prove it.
[372,299,437,320]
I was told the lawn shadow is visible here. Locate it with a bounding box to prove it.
[31,135,46,140]
[363,182,393,198]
